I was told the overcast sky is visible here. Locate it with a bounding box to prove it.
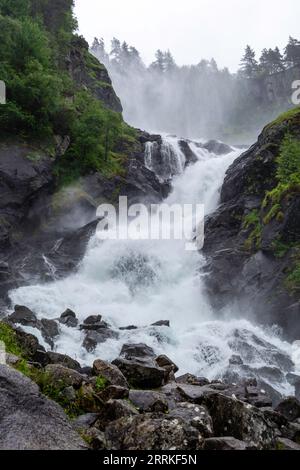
[75,0,300,71]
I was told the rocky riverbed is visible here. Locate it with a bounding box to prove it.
[1,307,300,450]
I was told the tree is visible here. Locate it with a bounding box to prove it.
[259,47,285,75]
[150,49,165,72]
[284,36,300,67]
[110,37,121,65]
[91,37,109,65]
[239,45,259,78]
[164,50,176,72]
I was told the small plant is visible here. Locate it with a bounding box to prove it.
[243,209,262,251]
[95,375,108,391]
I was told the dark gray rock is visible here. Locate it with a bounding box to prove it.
[59,309,78,328]
[275,397,300,422]
[39,318,59,349]
[95,399,139,431]
[176,374,210,386]
[105,413,202,450]
[203,140,233,155]
[169,402,213,437]
[44,364,85,389]
[275,437,300,450]
[45,352,81,371]
[156,354,179,374]
[98,385,129,402]
[0,365,87,450]
[83,329,119,352]
[203,437,248,450]
[73,413,100,432]
[92,359,129,388]
[112,356,167,390]
[129,390,169,413]
[120,343,156,360]
[151,320,170,327]
[8,305,38,327]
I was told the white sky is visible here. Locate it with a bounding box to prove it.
[75,0,300,71]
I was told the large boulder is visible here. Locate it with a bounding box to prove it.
[275,397,300,422]
[0,365,87,450]
[92,359,129,389]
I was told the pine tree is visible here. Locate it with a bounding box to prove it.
[259,47,285,75]
[284,36,300,67]
[239,45,259,78]
[150,49,165,72]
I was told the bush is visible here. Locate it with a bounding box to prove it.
[276,134,300,185]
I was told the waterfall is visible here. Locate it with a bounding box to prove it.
[9,137,299,395]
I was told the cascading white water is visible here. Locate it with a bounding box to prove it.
[9,136,300,395]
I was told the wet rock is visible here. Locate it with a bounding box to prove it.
[151,320,170,327]
[178,140,198,167]
[229,355,244,365]
[39,318,59,349]
[98,385,129,402]
[0,365,87,450]
[203,437,248,450]
[286,373,300,386]
[120,343,156,359]
[61,386,76,402]
[202,140,233,155]
[8,305,37,327]
[83,329,119,352]
[176,374,210,386]
[129,390,169,413]
[92,359,129,388]
[169,402,213,437]
[59,309,78,328]
[275,397,300,422]
[44,364,85,389]
[119,325,138,331]
[276,437,300,450]
[80,315,109,331]
[156,354,179,374]
[112,356,167,390]
[14,328,45,359]
[83,427,107,450]
[105,413,202,450]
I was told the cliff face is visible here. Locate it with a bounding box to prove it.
[203,108,300,339]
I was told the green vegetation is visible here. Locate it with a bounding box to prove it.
[0,322,24,356]
[0,0,136,184]
[286,263,300,293]
[243,209,262,251]
[94,375,108,392]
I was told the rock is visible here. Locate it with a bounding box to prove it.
[169,402,213,437]
[80,315,109,331]
[202,140,233,155]
[61,386,76,402]
[44,352,81,371]
[95,399,139,431]
[98,385,129,402]
[83,427,107,450]
[105,413,202,450]
[178,140,198,167]
[83,329,119,352]
[156,354,179,374]
[203,437,248,450]
[112,356,167,389]
[0,365,87,450]
[92,359,129,388]
[14,328,44,359]
[129,390,169,413]
[176,374,210,386]
[44,364,85,389]
[59,309,78,328]
[275,397,300,422]
[296,382,300,402]
[276,437,300,450]
[202,392,276,449]
[119,325,138,331]
[229,355,244,365]
[39,318,59,349]
[8,305,37,327]
[151,320,170,327]
[120,343,156,359]
[286,373,300,386]
[73,413,100,432]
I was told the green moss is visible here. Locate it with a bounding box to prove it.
[285,261,300,293]
[94,375,108,392]
[243,209,262,251]
[265,106,300,130]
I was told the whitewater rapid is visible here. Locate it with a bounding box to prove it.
[9,136,300,395]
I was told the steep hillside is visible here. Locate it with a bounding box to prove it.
[204,107,300,338]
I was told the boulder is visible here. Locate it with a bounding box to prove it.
[202,140,233,155]
[120,343,156,359]
[44,352,81,371]
[112,356,167,389]
[0,365,87,450]
[203,437,248,450]
[44,364,85,389]
[98,385,129,402]
[83,329,119,352]
[92,359,129,388]
[275,397,300,422]
[105,413,202,450]
[80,315,109,331]
[276,438,300,450]
[129,390,169,413]
[8,305,37,327]
[176,374,210,386]
[169,402,213,437]
[39,318,59,349]
[95,399,139,431]
[156,354,179,374]
[73,413,99,432]
[151,320,170,327]
[59,309,78,328]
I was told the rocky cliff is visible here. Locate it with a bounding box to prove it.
[204,107,300,339]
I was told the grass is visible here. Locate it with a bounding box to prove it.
[265,106,300,130]
[0,322,24,357]
[243,209,262,251]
